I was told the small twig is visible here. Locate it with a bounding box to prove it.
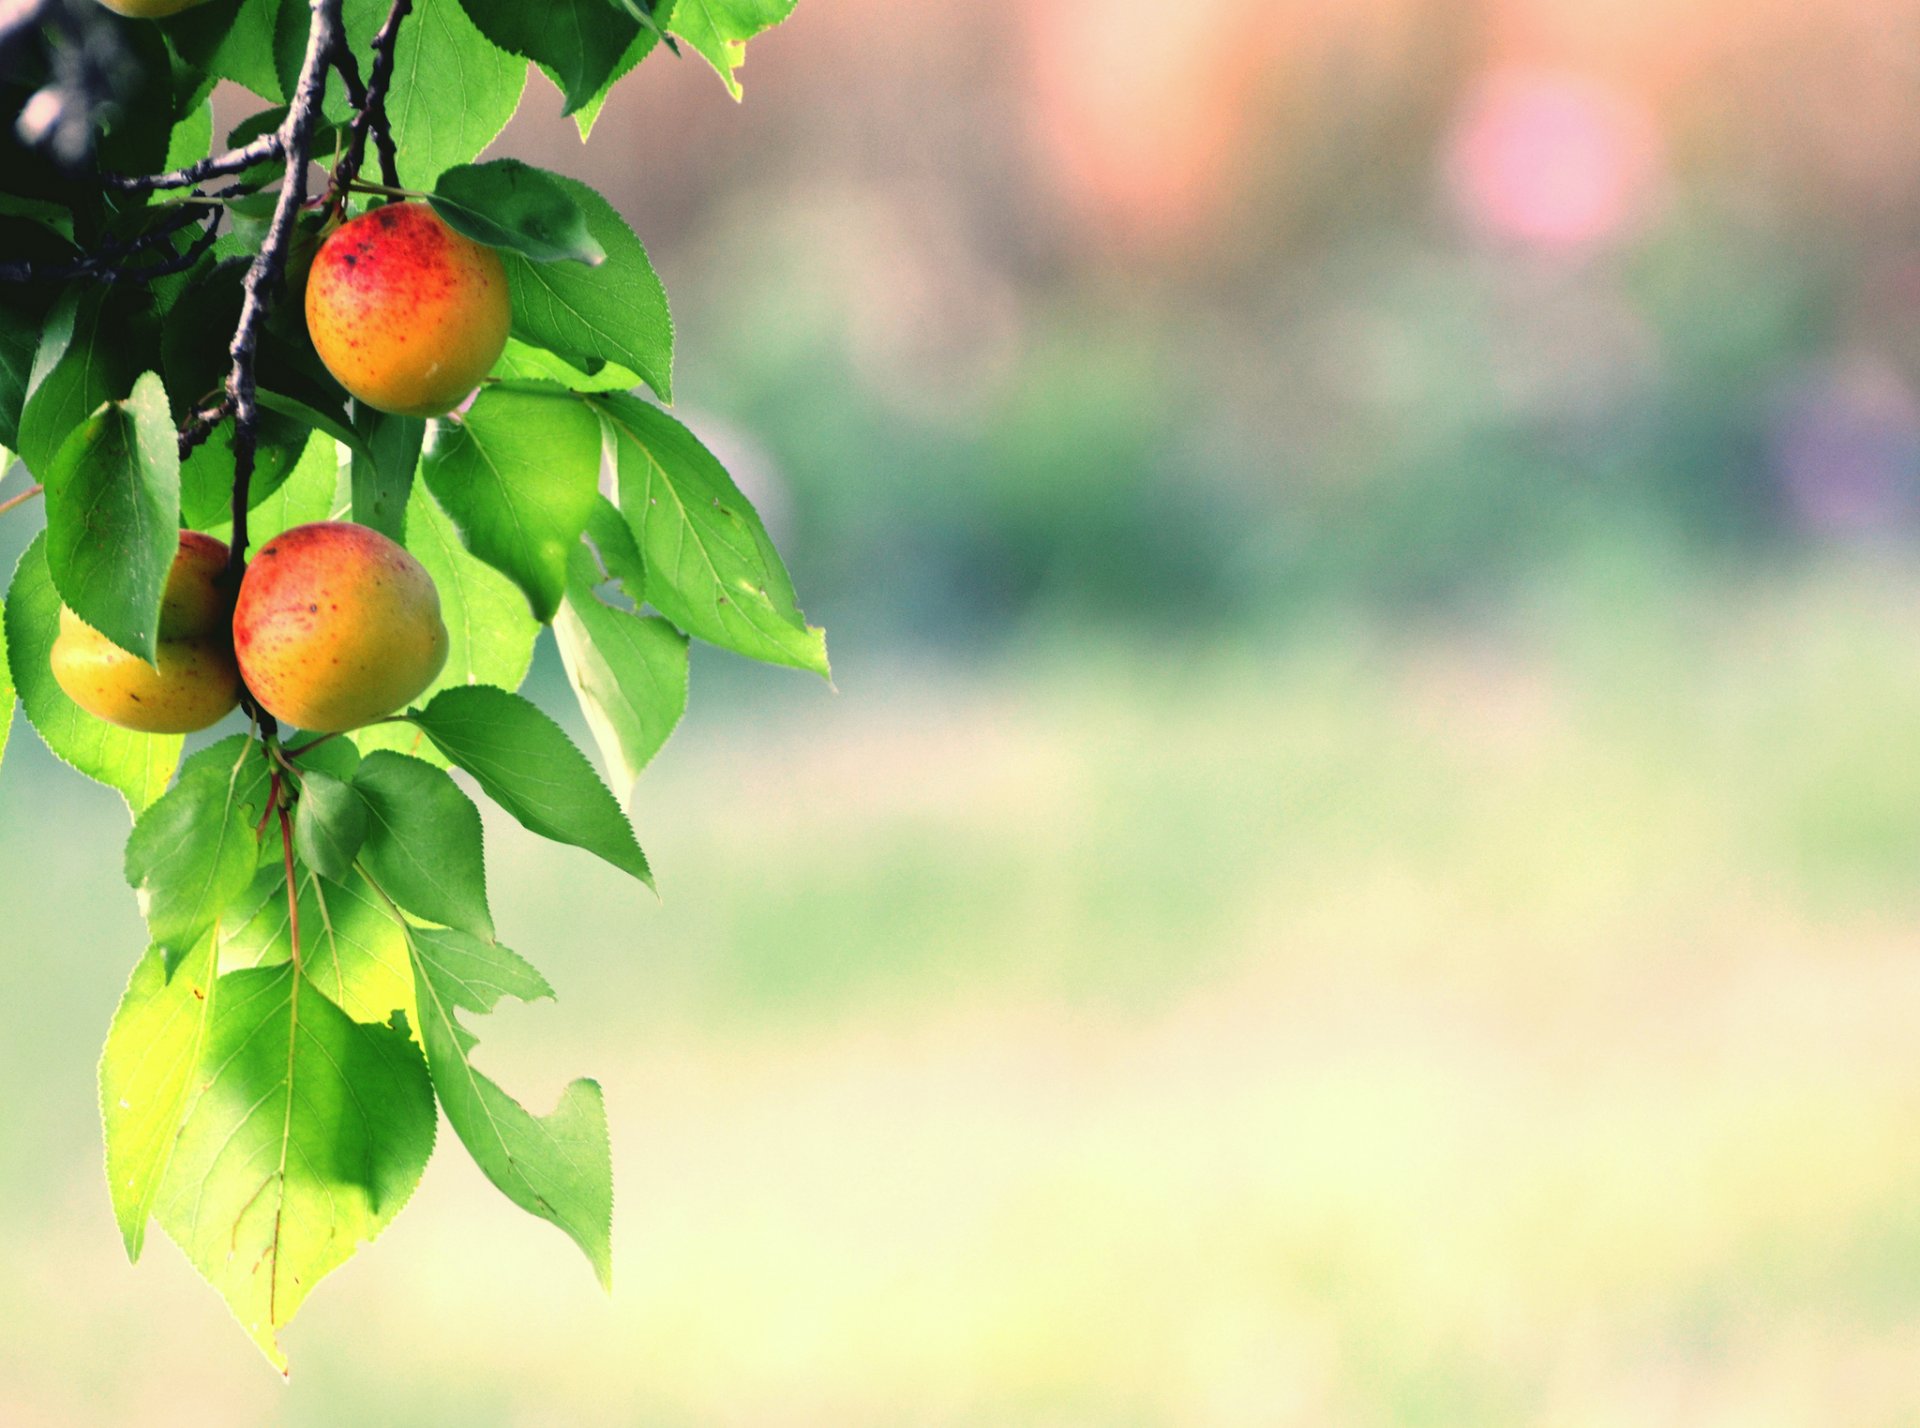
[177,397,235,463]
[0,483,44,518]
[284,730,345,759]
[104,134,285,195]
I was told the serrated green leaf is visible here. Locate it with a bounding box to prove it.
[597,394,828,677]
[408,684,651,884]
[348,406,423,543]
[0,596,12,778]
[43,372,181,664]
[503,174,673,403]
[162,0,286,103]
[100,936,218,1262]
[257,389,372,464]
[152,965,435,1372]
[586,493,646,600]
[488,338,640,392]
[354,483,539,765]
[125,735,272,972]
[352,750,493,939]
[454,0,639,114]
[221,862,417,1031]
[179,409,310,532]
[164,100,215,174]
[401,922,612,1287]
[432,160,606,266]
[5,535,182,813]
[669,0,797,97]
[375,0,528,187]
[292,768,368,882]
[555,545,688,796]
[0,301,41,450]
[17,292,139,482]
[421,386,601,623]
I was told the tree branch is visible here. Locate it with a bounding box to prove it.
[333,0,410,197]
[224,0,344,587]
[103,134,284,194]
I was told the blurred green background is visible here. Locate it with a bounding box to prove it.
[12,0,1920,1422]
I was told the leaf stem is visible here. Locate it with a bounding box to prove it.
[0,483,43,518]
[279,807,302,972]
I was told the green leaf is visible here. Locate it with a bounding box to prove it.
[420,386,602,622]
[152,965,435,1373]
[124,735,273,971]
[555,545,688,795]
[43,371,182,664]
[355,483,539,765]
[0,300,40,450]
[586,493,646,595]
[179,409,310,532]
[568,24,664,138]
[162,0,286,103]
[164,100,215,174]
[376,0,528,188]
[408,684,651,885]
[222,863,418,1030]
[17,292,139,482]
[352,751,493,939]
[597,394,828,677]
[454,0,639,114]
[225,430,343,548]
[348,406,423,543]
[668,0,798,97]
[100,936,219,1263]
[405,923,613,1288]
[292,768,368,883]
[0,596,12,778]
[502,173,673,402]
[258,389,373,464]
[5,535,182,813]
[432,160,606,266]
[489,338,640,393]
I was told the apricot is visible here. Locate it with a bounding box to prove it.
[305,202,510,418]
[233,521,448,733]
[50,531,240,734]
[95,0,213,15]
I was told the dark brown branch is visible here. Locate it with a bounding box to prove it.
[333,0,410,196]
[224,0,344,587]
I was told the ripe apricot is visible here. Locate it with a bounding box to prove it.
[50,531,240,734]
[305,202,510,418]
[233,521,449,733]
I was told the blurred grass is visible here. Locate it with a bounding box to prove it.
[7,554,1920,1423]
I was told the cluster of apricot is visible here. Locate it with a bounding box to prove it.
[52,200,511,735]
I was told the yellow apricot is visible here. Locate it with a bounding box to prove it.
[95,0,213,15]
[233,521,449,734]
[304,202,510,418]
[50,531,241,734]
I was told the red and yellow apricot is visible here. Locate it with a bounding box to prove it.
[304,202,511,418]
[233,521,448,733]
[50,531,241,734]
